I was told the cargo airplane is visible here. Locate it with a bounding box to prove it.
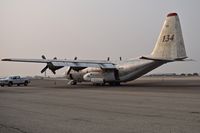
[2,13,187,85]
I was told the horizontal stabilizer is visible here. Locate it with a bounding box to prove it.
[140,56,187,62]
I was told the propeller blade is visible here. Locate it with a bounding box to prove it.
[41,55,46,59]
[67,67,72,75]
[41,65,48,73]
[51,69,56,74]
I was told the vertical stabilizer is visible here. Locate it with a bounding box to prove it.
[151,13,187,60]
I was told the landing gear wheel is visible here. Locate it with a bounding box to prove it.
[71,81,77,85]
[109,82,120,86]
[68,80,77,85]
[93,83,105,86]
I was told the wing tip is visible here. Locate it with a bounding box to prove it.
[1,58,11,61]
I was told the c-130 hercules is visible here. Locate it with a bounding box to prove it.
[2,13,187,85]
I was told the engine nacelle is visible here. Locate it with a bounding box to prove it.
[66,72,83,82]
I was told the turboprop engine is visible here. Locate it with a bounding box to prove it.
[65,71,83,82]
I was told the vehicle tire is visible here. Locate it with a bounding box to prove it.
[8,82,13,87]
[17,84,20,86]
[1,84,4,87]
[24,81,28,86]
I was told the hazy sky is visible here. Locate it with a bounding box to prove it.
[0,0,200,77]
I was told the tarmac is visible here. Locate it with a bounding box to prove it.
[0,77,200,133]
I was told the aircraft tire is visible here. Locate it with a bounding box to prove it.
[109,82,120,86]
[71,81,77,85]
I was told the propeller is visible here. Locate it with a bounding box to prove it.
[67,67,72,75]
[41,65,48,73]
[40,55,56,74]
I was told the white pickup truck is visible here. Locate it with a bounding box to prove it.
[0,76,30,87]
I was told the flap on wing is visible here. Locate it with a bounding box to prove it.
[51,61,116,69]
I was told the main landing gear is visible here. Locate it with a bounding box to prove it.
[68,80,77,85]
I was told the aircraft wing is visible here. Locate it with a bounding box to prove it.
[1,58,116,70]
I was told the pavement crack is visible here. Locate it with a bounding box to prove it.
[0,123,28,133]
